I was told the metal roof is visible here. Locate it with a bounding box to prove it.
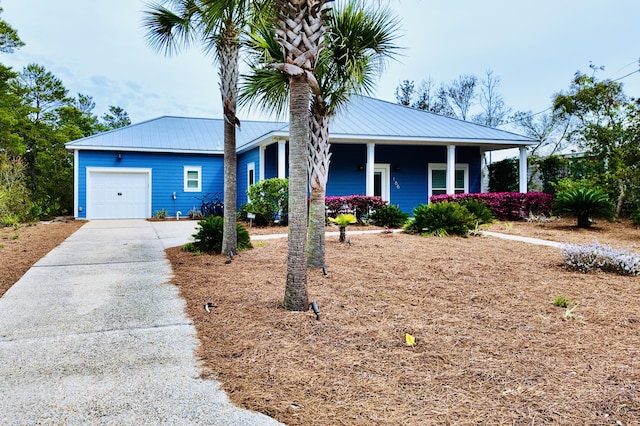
[328,96,535,147]
[65,96,535,154]
[65,116,287,154]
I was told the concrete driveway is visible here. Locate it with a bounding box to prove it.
[0,220,283,425]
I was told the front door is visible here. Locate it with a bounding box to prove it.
[374,164,390,201]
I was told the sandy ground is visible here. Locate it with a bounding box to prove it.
[167,218,640,425]
[3,217,639,425]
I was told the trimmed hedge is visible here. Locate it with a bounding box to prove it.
[430,192,554,221]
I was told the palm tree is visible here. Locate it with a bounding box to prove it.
[242,0,400,269]
[143,0,257,256]
[268,0,332,311]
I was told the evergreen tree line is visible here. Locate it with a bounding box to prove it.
[0,8,130,224]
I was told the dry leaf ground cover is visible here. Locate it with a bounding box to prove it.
[167,218,640,425]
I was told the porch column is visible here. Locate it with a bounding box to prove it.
[258,145,265,181]
[278,140,286,179]
[446,144,456,195]
[365,143,375,196]
[519,146,528,193]
[480,148,489,193]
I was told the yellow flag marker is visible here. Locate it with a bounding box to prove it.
[405,333,415,346]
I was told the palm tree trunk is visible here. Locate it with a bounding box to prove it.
[222,119,237,255]
[220,36,239,256]
[307,110,330,269]
[284,74,310,311]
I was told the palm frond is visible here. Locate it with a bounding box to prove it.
[142,0,201,56]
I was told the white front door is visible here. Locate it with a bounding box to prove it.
[87,169,151,219]
[374,164,390,202]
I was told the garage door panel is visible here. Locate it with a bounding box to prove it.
[88,170,150,219]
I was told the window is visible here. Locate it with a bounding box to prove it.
[428,163,468,198]
[247,162,256,202]
[184,166,202,192]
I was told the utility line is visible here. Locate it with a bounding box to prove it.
[497,58,640,128]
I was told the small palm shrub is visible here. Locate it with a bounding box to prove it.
[405,202,477,236]
[371,204,409,228]
[561,241,640,275]
[456,199,494,224]
[329,213,357,243]
[553,188,615,228]
[189,216,252,254]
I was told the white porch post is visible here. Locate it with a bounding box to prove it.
[519,146,528,193]
[277,140,286,179]
[446,144,456,195]
[258,145,265,181]
[365,143,375,196]
[480,148,489,193]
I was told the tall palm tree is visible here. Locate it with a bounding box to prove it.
[242,0,400,269]
[143,0,257,256]
[268,0,332,311]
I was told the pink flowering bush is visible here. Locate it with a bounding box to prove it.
[325,195,387,222]
[430,192,554,221]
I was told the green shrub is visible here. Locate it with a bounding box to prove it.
[553,188,615,228]
[370,204,409,228]
[189,216,252,254]
[405,202,477,236]
[244,178,288,226]
[153,209,168,219]
[488,158,518,192]
[1,213,20,228]
[536,155,567,194]
[631,206,640,226]
[456,199,494,224]
[0,155,33,223]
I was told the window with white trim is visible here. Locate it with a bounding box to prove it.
[184,166,202,192]
[428,163,468,198]
[247,162,256,202]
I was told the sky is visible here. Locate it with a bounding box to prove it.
[1,0,639,127]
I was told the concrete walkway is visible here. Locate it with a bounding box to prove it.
[481,231,565,248]
[0,220,282,426]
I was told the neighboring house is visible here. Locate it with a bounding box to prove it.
[65,96,535,220]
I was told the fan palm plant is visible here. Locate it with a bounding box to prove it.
[143,0,263,256]
[242,0,400,269]
[328,213,357,242]
[553,187,616,228]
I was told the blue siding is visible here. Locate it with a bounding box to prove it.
[457,146,482,193]
[76,143,483,218]
[264,143,278,179]
[263,142,289,179]
[326,144,367,195]
[77,150,223,218]
[237,147,260,207]
[327,144,483,214]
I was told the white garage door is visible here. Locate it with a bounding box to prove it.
[87,169,151,219]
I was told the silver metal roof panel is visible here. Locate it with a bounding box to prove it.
[66,96,535,153]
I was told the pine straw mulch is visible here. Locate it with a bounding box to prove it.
[0,218,83,297]
[166,218,640,425]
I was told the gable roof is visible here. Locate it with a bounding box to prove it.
[65,96,535,154]
[328,96,534,147]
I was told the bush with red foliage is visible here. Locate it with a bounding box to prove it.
[430,192,555,220]
[325,195,387,221]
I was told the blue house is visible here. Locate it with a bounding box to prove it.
[65,96,535,220]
